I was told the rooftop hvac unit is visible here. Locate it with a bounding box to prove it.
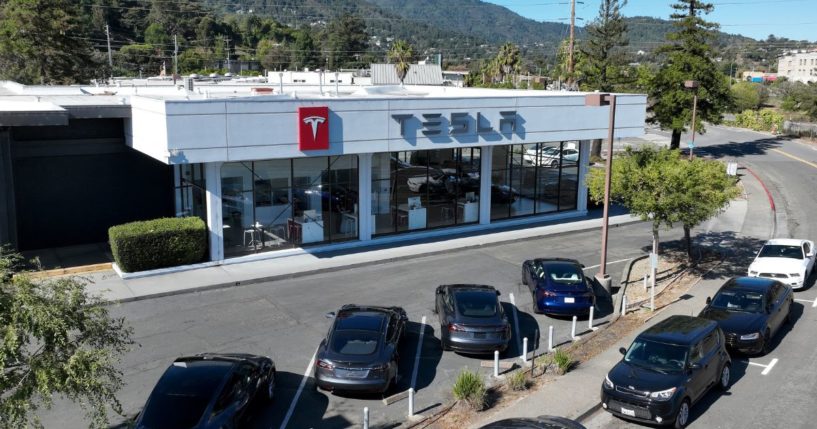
[183,77,194,92]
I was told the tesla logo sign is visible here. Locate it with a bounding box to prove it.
[298,106,329,151]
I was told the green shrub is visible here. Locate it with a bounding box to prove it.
[452,369,487,411]
[109,217,207,273]
[507,370,530,391]
[729,108,784,132]
[553,348,573,375]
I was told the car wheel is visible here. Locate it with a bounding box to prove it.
[549,160,558,168]
[761,328,772,355]
[674,399,691,429]
[718,363,731,391]
[266,370,276,401]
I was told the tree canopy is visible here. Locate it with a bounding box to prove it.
[0,249,134,428]
[580,0,629,92]
[388,40,414,84]
[647,0,733,149]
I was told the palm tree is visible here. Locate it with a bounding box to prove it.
[388,40,414,85]
[495,42,521,83]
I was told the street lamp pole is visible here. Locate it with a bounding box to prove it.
[685,80,700,160]
[586,93,616,293]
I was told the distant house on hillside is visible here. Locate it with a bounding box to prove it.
[371,64,443,85]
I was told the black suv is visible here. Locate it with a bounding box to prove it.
[600,315,731,428]
[136,353,275,429]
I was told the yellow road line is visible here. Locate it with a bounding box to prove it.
[770,148,817,170]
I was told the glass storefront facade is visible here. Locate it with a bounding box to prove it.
[220,155,359,258]
[372,148,482,236]
[491,142,580,221]
[174,164,207,221]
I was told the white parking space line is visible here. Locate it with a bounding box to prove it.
[793,298,817,307]
[746,358,779,376]
[583,258,633,271]
[279,347,318,429]
[410,315,426,390]
[509,293,523,355]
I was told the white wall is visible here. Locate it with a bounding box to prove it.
[130,92,647,165]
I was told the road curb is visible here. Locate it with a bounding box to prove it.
[612,254,648,321]
[743,164,777,238]
[108,216,644,304]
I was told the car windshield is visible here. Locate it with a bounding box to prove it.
[140,363,229,428]
[624,339,688,372]
[330,330,381,355]
[544,263,584,285]
[711,290,765,313]
[758,244,803,259]
[455,291,499,318]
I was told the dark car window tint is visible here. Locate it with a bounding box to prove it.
[711,290,764,313]
[386,316,398,341]
[140,362,231,428]
[330,330,380,355]
[454,291,498,318]
[624,339,688,371]
[690,343,703,364]
[758,244,803,259]
[543,264,583,285]
[214,372,241,413]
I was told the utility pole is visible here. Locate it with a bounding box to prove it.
[173,34,178,84]
[105,24,113,80]
[224,37,231,73]
[567,0,576,87]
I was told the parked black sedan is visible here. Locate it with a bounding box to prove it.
[698,276,793,355]
[135,353,275,429]
[315,305,407,394]
[435,284,511,354]
[522,258,595,316]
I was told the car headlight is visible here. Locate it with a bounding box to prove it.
[603,375,614,389]
[740,332,760,340]
[649,387,677,400]
[789,272,801,278]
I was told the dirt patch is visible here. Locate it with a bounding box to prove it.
[413,251,723,429]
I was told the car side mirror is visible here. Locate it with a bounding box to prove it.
[325,312,336,319]
[496,290,502,296]
[436,288,444,295]
[807,252,814,257]
[619,347,627,355]
[705,297,711,305]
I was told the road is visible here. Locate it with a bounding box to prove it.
[584,126,817,429]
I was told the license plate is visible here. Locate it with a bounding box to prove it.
[473,332,487,339]
[621,407,635,417]
[335,369,369,379]
[564,297,575,303]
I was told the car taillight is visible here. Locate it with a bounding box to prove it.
[316,359,334,370]
[537,288,557,298]
[370,363,389,371]
[448,323,466,332]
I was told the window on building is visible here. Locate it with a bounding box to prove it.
[174,164,207,222]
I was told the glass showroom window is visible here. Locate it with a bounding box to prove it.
[372,148,480,236]
[174,164,206,222]
[220,156,359,258]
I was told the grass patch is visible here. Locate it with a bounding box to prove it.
[507,370,531,391]
[452,369,487,411]
[553,348,574,375]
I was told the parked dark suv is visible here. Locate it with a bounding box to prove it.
[601,315,731,428]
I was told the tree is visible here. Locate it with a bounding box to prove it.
[648,1,732,150]
[325,14,368,70]
[0,249,134,428]
[290,27,319,71]
[495,42,521,84]
[581,0,629,93]
[0,0,100,84]
[388,40,414,85]
[677,158,740,261]
[257,39,290,72]
[551,39,586,89]
[730,81,768,112]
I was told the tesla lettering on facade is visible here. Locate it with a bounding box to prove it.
[391,111,518,137]
[298,106,330,151]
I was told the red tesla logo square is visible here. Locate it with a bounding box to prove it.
[298,106,330,151]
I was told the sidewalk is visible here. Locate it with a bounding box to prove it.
[82,212,640,303]
[469,164,775,427]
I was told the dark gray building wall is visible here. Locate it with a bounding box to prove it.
[10,118,174,251]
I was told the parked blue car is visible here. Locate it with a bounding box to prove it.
[521,258,595,316]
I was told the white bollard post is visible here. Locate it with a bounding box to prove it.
[494,350,500,377]
[651,281,655,312]
[588,306,595,330]
[363,407,369,429]
[548,325,554,352]
[522,337,528,363]
[643,274,648,291]
[622,295,628,316]
[408,387,415,417]
[571,315,577,340]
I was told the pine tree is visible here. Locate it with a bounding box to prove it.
[291,27,320,71]
[0,0,100,84]
[325,14,368,70]
[648,0,732,150]
[580,0,629,92]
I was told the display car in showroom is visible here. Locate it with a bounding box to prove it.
[698,276,793,355]
[747,238,815,289]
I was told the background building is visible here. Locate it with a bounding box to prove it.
[777,51,817,83]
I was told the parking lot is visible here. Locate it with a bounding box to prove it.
[36,221,667,429]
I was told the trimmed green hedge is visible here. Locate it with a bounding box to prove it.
[109,217,207,273]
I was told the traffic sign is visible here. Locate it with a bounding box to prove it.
[687,141,695,149]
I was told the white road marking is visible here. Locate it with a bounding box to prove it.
[794,298,817,307]
[509,293,523,357]
[279,347,318,429]
[410,316,427,390]
[583,258,635,271]
[746,358,779,376]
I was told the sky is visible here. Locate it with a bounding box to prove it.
[485,0,817,42]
